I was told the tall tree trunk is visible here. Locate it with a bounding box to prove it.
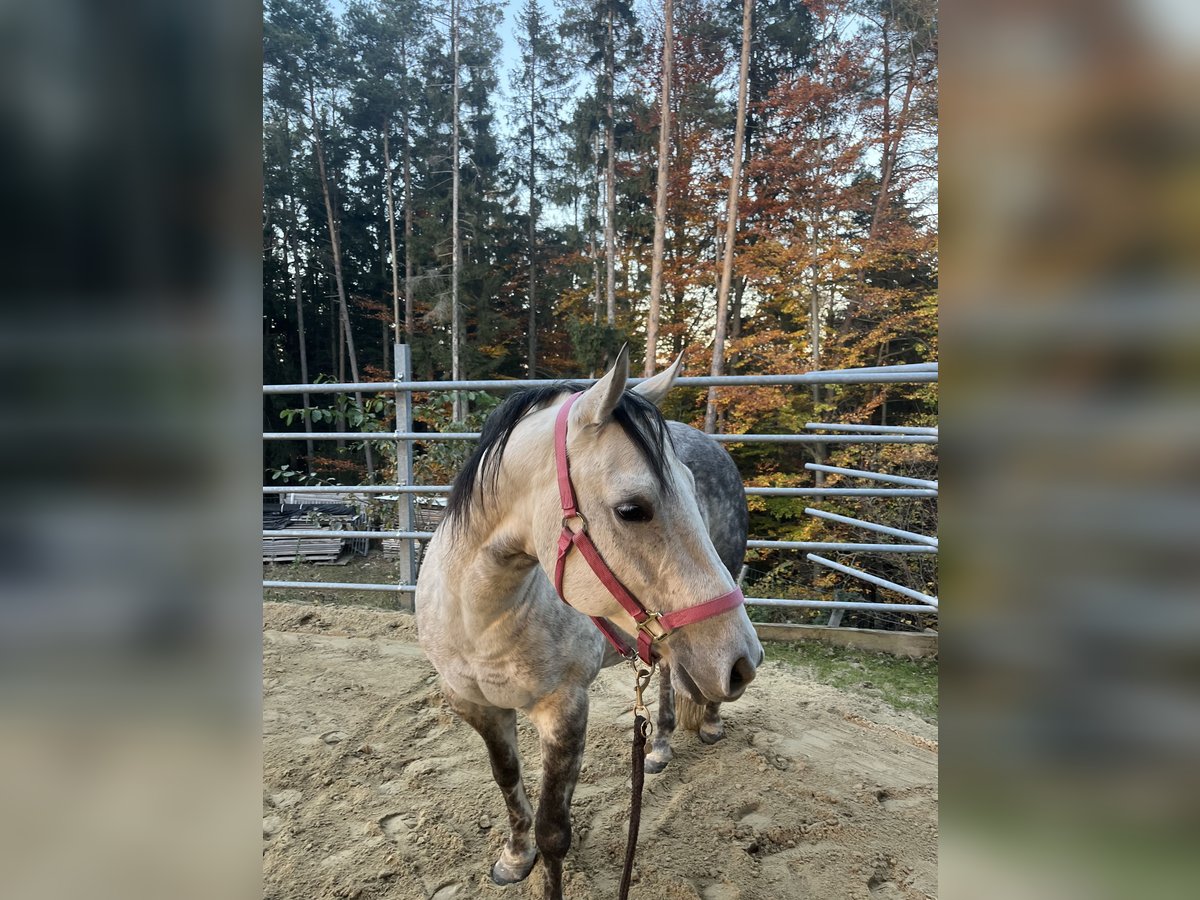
[281,111,314,465]
[871,23,893,240]
[450,0,463,422]
[809,260,825,481]
[336,311,347,453]
[384,126,401,342]
[604,7,617,329]
[592,129,602,334]
[527,50,538,375]
[401,38,415,340]
[289,251,313,465]
[808,106,831,484]
[645,0,674,377]
[309,84,374,479]
[872,56,918,240]
[704,0,753,434]
[838,18,923,346]
[730,275,745,345]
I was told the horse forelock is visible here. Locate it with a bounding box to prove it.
[444,382,676,533]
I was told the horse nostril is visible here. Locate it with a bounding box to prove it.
[729,655,757,694]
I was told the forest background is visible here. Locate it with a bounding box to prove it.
[262,0,938,621]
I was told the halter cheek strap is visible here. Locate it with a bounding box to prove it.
[552,392,745,665]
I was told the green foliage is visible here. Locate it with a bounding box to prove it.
[412,391,501,485]
[278,376,400,479]
[566,320,627,374]
[269,464,338,486]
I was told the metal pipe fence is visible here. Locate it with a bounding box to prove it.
[803,508,939,548]
[261,369,938,396]
[805,422,937,436]
[263,356,938,621]
[262,431,936,445]
[262,530,939,555]
[262,485,935,498]
[807,554,939,608]
[805,463,938,490]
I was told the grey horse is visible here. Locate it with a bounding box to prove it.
[416,348,761,899]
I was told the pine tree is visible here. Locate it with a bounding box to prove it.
[562,0,640,339]
[704,0,753,433]
[511,0,571,375]
[265,0,376,478]
[645,0,675,376]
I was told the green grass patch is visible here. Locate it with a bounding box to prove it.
[764,640,939,722]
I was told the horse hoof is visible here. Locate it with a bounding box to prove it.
[644,753,669,774]
[491,851,538,885]
[698,723,726,745]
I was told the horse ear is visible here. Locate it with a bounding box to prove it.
[575,344,630,425]
[632,352,684,406]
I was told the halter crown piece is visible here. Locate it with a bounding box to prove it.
[552,392,746,665]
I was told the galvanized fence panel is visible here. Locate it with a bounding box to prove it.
[263,355,938,620]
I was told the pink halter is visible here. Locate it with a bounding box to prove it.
[552,392,746,665]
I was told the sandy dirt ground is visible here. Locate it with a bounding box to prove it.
[263,602,937,900]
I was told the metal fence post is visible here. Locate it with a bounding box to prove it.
[394,343,416,612]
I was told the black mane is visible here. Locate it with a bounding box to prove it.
[445,383,675,531]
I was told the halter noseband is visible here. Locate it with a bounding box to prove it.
[552,391,745,665]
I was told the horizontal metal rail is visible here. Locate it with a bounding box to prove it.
[746,540,936,553]
[264,580,417,593]
[263,529,938,553]
[264,529,433,540]
[263,430,937,445]
[746,597,938,614]
[261,580,937,615]
[805,463,938,490]
[805,422,937,436]
[263,485,452,494]
[744,487,936,497]
[262,370,937,395]
[262,484,932,498]
[264,431,478,441]
[804,508,939,547]
[807,553,939,608]
[827,362,937,373]
[717,434,935,444]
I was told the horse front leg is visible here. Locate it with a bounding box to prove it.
[442,686,538,884]
[645,661,676,774]
[698,701,726,744]
[527,687,589,900]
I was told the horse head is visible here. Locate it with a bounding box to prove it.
[536,346,763,703]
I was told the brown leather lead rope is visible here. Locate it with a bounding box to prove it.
[619,666,654,899]
[618,712,648,900]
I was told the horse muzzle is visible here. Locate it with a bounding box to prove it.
[668,632,762,703]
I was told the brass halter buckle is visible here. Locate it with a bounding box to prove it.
[635,611,668,644]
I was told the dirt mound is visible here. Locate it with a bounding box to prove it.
[263,602,937,899]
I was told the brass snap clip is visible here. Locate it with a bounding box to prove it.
[633,664,654,739]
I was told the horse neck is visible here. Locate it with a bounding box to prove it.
[446,510,538,597]
[441,461,554,627]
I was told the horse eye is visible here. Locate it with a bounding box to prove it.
[614,503,652,523]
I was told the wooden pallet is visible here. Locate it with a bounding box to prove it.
[262,508,365,564]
